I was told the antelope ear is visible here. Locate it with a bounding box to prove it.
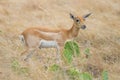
[70,13,75,19]
[83,13,91,19]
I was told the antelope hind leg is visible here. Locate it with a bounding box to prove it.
[24,49,36,61]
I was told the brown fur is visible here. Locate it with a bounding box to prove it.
[20,13,91,59]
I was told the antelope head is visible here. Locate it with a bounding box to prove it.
[70,13,91,29]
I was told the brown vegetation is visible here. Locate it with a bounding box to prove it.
[0,0,120,80]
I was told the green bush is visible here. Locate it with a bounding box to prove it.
[84,48,90,58]
[11,59,29,75]
[49,64,60,71]
[67,68,93,80]
[11,59,20,71]
[79,72,92,80]
[63,41,80,63]
[102,70,108,80]
[67,68,80,80]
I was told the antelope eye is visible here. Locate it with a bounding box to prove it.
[76,19,79,22]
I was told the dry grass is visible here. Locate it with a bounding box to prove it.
[0,0,120,80]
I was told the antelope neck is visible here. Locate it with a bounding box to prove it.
[68,24,80,39]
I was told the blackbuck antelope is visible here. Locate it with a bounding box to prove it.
[19,13,91,61]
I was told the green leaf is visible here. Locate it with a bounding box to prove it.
[11,59,20,71]
[18,67,29,74]
[102,70,108,80]
[79,72,92,80]
[63,41,80,63]
[67,68,80,80]
[63,49,73,63]
[84,48,90,58]
[11,59,29,75]
[49,64,60,71]
[84,48,90,55]
[67,68,80,76]
[64,41,80,55]
[72,42,80,56]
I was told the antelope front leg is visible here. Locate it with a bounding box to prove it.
[56,46,60,64]
[21,47,29,56]
[24,49,36,61]
[56,46,64,65]
[20,47,34,61]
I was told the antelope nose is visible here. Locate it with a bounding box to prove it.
[81,25,86,29]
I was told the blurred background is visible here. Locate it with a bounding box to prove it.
[0,0,120,80]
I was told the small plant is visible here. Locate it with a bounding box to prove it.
[63,41,80,63]
[67,68,93,80]
[11,59,29,75]
[67,68,80,80]
[102,70,108,80]
[79,72,93,80]
[49,64,60,71]
[11,59,20,71]
[63,49,73,63]
[18,67,29,75]
[84,48,90,58]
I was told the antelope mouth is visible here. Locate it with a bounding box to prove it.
[81,25,86,29]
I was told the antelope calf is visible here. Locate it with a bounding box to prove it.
[20,13,91,61]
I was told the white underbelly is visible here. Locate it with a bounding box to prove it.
[39,40,59,48]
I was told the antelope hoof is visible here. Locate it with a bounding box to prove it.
[24,58,28,61]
